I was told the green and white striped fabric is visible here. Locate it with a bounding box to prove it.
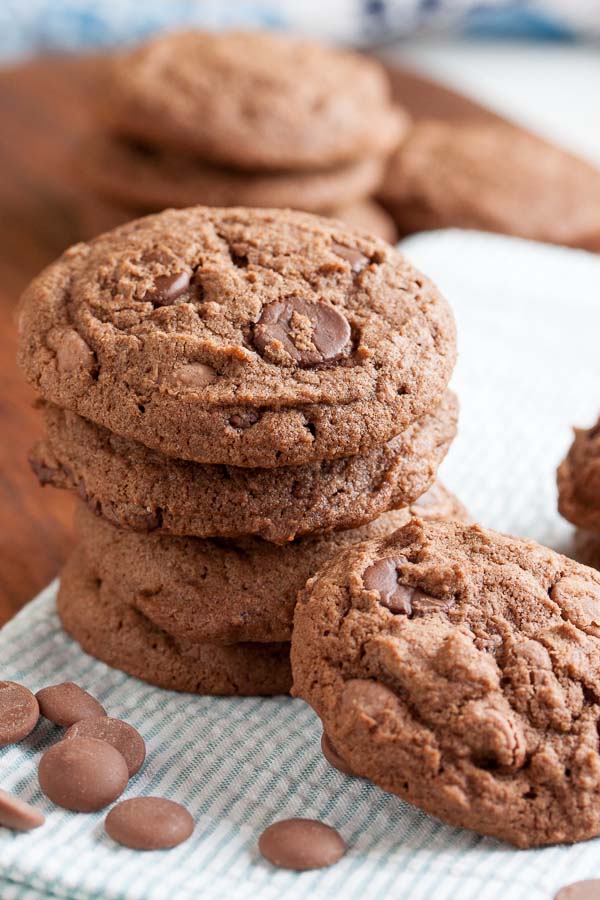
[2,231,600,899]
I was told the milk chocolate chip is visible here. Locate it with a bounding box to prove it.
[0,682,39,746]
[363,559,454,616]
[331,242,369,272]
[105,798,194,849]
[253,297,350,366]
[36,682,106,726]
[65,717,145,777]
[321,732,355,776]
[171,362,217,387]
[259,818,345,870]
[38,737,128,812]
[0,788,45,831]
[55,330,95,375]
[148,271,190,306]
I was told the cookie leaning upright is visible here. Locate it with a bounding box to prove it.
[292,516,600,847]
[17,207,456,468]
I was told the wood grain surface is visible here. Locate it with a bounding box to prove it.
[0,54,500,624]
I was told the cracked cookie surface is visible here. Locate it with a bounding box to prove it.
[18,206,455,467]
[106,31,407,170]
[58,550,292,696]
[30,392,457,543]
[558,420,600,533]
[292,517,600,847]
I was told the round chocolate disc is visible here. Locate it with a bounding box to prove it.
[64,717,145,777]
[0,681,39,747]
[0,788,45,831]
[259,818,345,870]
[105,798,194,850]
[36,682,106,726]
[38,736,128,812]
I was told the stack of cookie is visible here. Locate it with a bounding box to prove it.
[81,30,406,243]
[18,206,457,696]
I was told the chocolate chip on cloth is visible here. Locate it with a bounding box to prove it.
[57,549,292,696]
[0,789,45,832]
[259,818,345,870]
[558,418,600,533]
[17,207,455,468]
[379,120,600,250]
[106,798,194,850]
[31,392,457,543]
[292,517,600,847]
[38,737,129,812]
[65,717,146,777]
[105,31,407,170]
[36,682,106,726]
[0,682,39,746]
[75,503,412,645]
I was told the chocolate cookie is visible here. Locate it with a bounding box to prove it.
[558,420,600,532]
[106,31,407,170]
[379,121,600,250]
[292,517,600,847]
[58,551,291,696]
[573,531,600,571]
[76,505,410,645]
[82,135,386,214]
[330,201,398,245]
[18,207,455,467]
[31,391,457,543]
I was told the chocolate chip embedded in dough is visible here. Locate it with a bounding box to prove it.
[147,271,191,306]
[363,558,454,616]
[55,330,95,375]
[229,410,260,429]
[258,818,345,870]
[170,363,218,387]
[331,242,369,272]
[253,297,350,366]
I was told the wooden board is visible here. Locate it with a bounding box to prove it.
[0,54,505,624]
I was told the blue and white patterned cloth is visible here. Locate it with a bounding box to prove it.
[0,1,597,62]
[2,230,600,899]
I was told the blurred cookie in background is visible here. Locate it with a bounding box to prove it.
[80,30,408,240]
[379,120,600,251]
[103,30,406,169]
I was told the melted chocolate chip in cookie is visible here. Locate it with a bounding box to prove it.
[253,297,351,366]
[363,557,454,616]
[331,242,369,273]
[147,271,191,306]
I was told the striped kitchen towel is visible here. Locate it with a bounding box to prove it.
[2,230,600,899]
